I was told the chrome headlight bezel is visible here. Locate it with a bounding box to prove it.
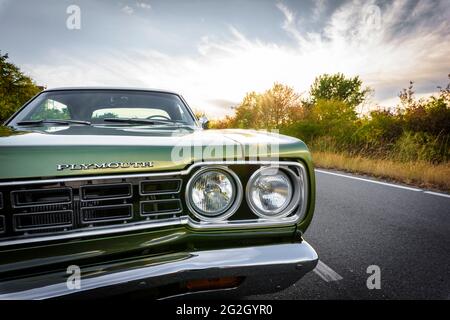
[185,166,243,222]
[246,166,302,219]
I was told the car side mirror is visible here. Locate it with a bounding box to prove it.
[198,116,209,129]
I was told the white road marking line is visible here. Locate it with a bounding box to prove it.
[315,169,422,192]
[423,191,450,199]
[313,260,343,282]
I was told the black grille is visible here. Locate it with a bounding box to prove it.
[0,176,184,241]
[141,199,183,216]
[13,210,73,231]
[140,179,181,195]
[81,183,132,200]
[81,204,133,223]
[0,215,5,234]
[11,188,72,208]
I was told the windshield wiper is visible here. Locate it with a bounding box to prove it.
[102,118,187,125]
[17,119,91,126]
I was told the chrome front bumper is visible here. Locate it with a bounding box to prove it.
[0,241,318,299]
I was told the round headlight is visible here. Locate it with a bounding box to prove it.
[246,167,295,218]
[186,167,242,221]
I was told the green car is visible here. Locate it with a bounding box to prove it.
[0,88,318,299]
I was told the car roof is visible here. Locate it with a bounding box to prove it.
[43,87,181,95]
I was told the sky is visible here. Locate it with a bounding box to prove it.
[0,0,449,118]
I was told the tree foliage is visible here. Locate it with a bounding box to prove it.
[211,73,450,163]
[230,83,303,129]
[399,80,450,136]
[0,52,42,122]
[309,73,372,107]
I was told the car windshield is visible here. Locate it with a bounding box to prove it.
[8,90,197,127]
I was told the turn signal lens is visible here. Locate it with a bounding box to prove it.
[185,277,243,291]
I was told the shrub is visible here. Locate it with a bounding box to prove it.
[393,131,449,163]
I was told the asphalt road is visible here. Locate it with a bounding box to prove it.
[248,169,450,300]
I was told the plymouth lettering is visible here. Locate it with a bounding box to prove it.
[57,161,153,171]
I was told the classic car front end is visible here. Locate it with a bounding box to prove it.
[0,88,318,299]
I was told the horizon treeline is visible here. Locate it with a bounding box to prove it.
[0,52,42,122]
[210,73,450,164]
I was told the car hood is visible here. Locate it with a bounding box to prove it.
[0,125,310,180]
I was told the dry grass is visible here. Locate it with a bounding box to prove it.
[312,151,450,192]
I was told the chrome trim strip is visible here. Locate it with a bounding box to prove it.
[0,161,309,247]
[0,171,182,187]
[12,210,74,232]
[139,178,182,196]
[0,172,183,187]
[10,187,73,208]
[80,183,133,202]
[0,218,184,246]
[0,214,301,247]
[80,204,133,224]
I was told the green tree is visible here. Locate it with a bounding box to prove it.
[259,83,303,128]
[0,52,42,122]
[308,99,358,145]
[233,91,261,129]
[309,73,372,107]
[232,83,303,129]
[399,77,450,136]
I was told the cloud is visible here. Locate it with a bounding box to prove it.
[312,0,326,21]
[22,0,450,118]
[275,2,308,47]
[121,2,151,16]
[121,5,134,15]
[274,0,450,102]
[136,2,151,10]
